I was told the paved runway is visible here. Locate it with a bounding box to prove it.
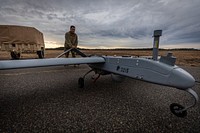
[0,65,200,132]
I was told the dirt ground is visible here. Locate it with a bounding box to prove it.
[0,49,200,67]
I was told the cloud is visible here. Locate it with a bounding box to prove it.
[0,0,200,49]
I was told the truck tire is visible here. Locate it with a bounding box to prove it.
[10,51,20,59]
[37,50,44,59]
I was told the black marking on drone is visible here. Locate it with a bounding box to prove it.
[116,66,129,73]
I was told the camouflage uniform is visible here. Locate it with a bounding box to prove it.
[64,31,78,57]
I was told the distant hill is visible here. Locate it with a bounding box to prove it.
[45,47,199,51]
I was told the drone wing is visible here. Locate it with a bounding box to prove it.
[0,57,105,70]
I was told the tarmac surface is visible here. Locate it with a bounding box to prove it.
[0,65,200,132]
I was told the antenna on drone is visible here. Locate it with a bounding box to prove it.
[152,30,162,60]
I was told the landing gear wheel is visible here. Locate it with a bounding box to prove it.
[78,77,84,88]
[170,103,187,117]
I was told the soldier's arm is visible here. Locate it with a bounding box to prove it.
[74,34,78,48]
[65,33,72,47]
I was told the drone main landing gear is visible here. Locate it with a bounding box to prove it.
[78,69,94,88]
[170,88,199,117]
[78,69,102,88]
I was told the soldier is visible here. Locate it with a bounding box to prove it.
[64,25,78,58]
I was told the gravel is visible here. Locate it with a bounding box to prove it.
[0,65,200,132]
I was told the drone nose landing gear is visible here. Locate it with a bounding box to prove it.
[170,88,199,117]
[170,103,187,117]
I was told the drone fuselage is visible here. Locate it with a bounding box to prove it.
[90,55,195,90]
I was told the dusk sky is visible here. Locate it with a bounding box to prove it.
[0,0,200,49]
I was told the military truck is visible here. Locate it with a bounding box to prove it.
[0,25,45,59]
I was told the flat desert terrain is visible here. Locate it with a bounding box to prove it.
[0,49,200,67]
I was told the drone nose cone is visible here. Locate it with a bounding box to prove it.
[168,68,195,89]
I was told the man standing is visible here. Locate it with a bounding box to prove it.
[64,25,78,58]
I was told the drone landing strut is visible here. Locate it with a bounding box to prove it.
[170,88,199,117]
